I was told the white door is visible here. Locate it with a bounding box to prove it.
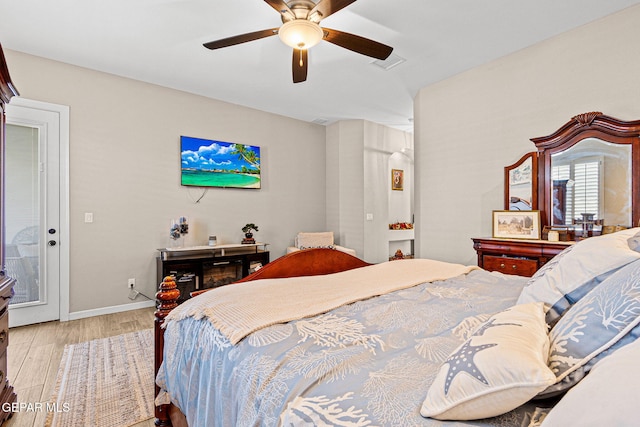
[5,99,69,327]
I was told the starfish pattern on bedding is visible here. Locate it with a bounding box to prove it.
[443,340,497,395]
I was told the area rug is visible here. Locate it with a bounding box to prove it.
[45,329,154,427]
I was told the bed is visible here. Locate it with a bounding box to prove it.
[154,227,640,427]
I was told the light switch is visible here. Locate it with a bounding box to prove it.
[366,213,374,221]
[84,212,94,223]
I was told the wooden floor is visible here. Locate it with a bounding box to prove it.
[4,307,156,427]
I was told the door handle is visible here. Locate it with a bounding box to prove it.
[48,240,57,246]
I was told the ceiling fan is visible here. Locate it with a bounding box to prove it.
[203,0,393,83]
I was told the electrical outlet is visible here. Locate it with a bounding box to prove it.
[128,278,135,289]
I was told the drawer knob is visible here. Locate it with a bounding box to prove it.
[512,265,517,270]
[500,263,505,268]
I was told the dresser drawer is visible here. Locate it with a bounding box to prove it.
[0,311,7,388]
[483,255,538,277]
[0,312,7,353]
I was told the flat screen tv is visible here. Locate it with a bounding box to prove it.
[180,136,261,189]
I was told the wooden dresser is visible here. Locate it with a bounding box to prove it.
[0,44,19,423]
[0,280,14,421]
[472,237,573,277]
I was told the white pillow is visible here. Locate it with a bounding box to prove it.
[420,302,555,421]
[517,228,640,323]
[296,232,334,248]
[540,338,640,427]
[627,230,640,252]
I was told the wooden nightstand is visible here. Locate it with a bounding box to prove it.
[472,237,573,277]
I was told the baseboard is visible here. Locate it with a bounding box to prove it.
[67,299,155,321]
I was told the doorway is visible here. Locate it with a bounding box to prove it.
[5,98,69,327]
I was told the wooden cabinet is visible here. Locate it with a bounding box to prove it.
[157,246,270,303]
[481,255,538,277]
[0,44,18,424]
[0,286,13,422]
[472,237,572,277]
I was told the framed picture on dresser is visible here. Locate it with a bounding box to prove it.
[492,210,541,240]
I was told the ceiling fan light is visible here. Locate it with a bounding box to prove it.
[278,20,323,49]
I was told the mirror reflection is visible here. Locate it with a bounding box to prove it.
[550,138,632,232]
[508,156,533,210]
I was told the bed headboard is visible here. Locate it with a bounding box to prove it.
[237,247,371,281]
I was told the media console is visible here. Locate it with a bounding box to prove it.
[156,244,269,303]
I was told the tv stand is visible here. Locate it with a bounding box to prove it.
[157,244,269,303]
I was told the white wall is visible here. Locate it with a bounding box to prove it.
[326,121,365,256]
[5,50,327,314]
[388,151,414,258]
[327,120,413,263]
[414,5,640,265]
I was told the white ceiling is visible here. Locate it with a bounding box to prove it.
[1,0,639,132]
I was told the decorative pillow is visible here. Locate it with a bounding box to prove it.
[298,245,336,250]
[295,232,334,248]
[420,302,555,421]
[628,230,640,252]
[538,259,640,397]
[517,228,640,323]
[540,337,640,427]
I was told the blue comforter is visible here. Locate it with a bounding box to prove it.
[157,268,541,427]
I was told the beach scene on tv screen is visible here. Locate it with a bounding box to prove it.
[180,136,261,189]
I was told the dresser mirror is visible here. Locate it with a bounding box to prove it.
[504,152,537,210]
[531,112,640,231]
[550,138,631,228]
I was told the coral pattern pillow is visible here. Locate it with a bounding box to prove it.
[539,259,640,397]
[421,302,555,421]
[517,228,640,323]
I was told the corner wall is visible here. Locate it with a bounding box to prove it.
[414,5,640,265]
[5,49,327,314]
[327,120,413,263]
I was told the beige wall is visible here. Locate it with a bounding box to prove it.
[414,5,640,265]
[8,3,637,314]
[5,50,327,314]
[326,120,413,263]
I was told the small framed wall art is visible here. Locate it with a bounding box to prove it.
[492,210,541,240]
[391,169,403,191]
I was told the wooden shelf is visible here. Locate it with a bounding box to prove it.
[158,243,268,260]
[387,229,415,241]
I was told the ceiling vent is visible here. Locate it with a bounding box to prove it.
[371,53,405,71]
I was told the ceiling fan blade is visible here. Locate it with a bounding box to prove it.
[322,27,393,60]
[309,0,357,21]
[292,49,308,83]
[263,0,294,19]
[203,28,278,50]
